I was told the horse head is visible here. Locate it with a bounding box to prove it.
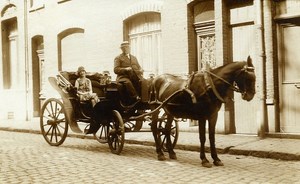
[234,56,256,101]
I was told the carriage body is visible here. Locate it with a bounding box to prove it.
[40,70,179,154]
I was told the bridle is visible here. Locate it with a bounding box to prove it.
[203,64,255,102]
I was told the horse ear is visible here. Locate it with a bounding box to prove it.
[247,56,253,67]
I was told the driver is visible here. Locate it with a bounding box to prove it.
[114,41,144,104]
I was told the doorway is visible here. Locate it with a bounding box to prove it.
[278,22,300,133]
[31,36,44,117]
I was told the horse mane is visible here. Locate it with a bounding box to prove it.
[212,61,246,72]
[211,61,247,79]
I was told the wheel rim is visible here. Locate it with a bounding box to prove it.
[40,98,68,146]
[158,114,179,152]
[108,110,125,154]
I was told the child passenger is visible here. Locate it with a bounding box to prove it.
[75,66,99,107]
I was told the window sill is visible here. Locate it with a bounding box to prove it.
[29,4,45,13]
[58,0,71,4]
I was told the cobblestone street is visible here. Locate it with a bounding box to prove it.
[0,130,299,184]
[0,131,300,183]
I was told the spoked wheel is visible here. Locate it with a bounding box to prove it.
[40,98,68,146]
[158,112,179,152]
[108,110,125,154]
[93,123,108,144]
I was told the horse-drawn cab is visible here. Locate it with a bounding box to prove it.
[40,69,177,155]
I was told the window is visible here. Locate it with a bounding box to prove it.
[1,18,18,89]
[57,28,85,71]
[126,13,162,77]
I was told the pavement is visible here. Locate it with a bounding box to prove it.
[1,118,300,161]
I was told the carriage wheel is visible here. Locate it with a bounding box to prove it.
[40,98,68,146]
[93,123,108,144]
[108,110,125,154]
[158,113,179,152]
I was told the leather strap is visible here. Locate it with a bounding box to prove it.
[204,71,225,103]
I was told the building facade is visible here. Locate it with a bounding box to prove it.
[0,0,299,135]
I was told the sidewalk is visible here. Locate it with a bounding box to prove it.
[1,119,300,161]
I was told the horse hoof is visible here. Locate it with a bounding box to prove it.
[158,155,166,161]
[213,160,224,166]
[202,160,212,168]
[169,153,177,160]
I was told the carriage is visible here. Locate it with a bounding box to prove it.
[41,56,256,167]
[40,70,179,154]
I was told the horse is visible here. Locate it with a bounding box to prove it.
[150,56,256,167]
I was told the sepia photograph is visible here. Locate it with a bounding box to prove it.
[0,0,299,183]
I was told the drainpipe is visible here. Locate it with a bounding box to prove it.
[24,0,30,121]
[255,0,268,138]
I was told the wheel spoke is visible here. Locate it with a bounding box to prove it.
[53,126,57,143]
[161,136,166,145]
[45,125,53,136]
[49,101,55,118]
[53,103,58,119]
[55,125,62,138]
[55,107,63,120]
[44,106,52,118]
[50,126,55,142]
[57,121,66,129]
[42,115,52,121]
[99,125,107,139]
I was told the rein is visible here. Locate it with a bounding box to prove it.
[204,70,242,93]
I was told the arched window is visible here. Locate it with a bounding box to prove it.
[125,13,162,77]
[57,28,85,71]
[1,4,18,89]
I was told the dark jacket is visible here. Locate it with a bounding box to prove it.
[114,53,143,81]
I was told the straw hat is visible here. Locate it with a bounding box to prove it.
[120,41,130,48]
[76,66,86,75]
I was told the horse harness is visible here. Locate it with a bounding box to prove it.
[185,71,226,103]
[185,64,254,103]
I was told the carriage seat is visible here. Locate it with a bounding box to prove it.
[59,71,110,98]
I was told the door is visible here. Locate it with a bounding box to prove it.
[232,24,258,134]
[279,24,300,133]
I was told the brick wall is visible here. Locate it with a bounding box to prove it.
[0,0,279,133]
[161,0,189,75]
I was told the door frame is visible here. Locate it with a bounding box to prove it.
[277,22,300,133]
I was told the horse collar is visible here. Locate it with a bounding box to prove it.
[185,72,197,103]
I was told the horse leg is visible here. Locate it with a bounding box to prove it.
[199,118,212,168]
[151,111,166,161]
[208,113,224,166]
[166,115,177,159]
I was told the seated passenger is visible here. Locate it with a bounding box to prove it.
[75,66,99,107]
[114,41,144,105]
